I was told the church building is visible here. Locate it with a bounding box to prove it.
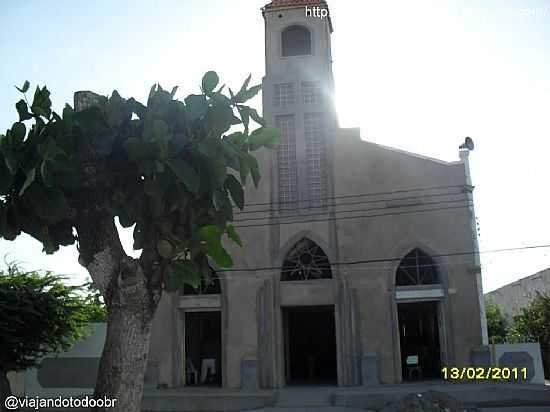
[148,0,487,389]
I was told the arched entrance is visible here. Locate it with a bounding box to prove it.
[395,249,447,381]
[180,267,223,387]
[280,238,337,385]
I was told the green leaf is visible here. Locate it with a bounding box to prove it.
[26,185,69,224]
[157,239,174,258]
[224,174,244,210]
[15,100,32,121]
[249,127,280,150]
[31,86,52,118]
[212,189,228,211]
[62,104,73,129]
[147,84,158,106]
[128,98,146,119]
[15,80,30,93]
[202,71,219,94]
[236,85,262,103]
[165,260,200,291]
[153,119,169,141]
[18,168,36,197]
[246,106,266,127]
[238,155,250,185]
[73,106,104,134]
[0,157,13,192]
[224,132,247,147]
[198,136,222,158]
[123,137,148,161]
[116,208,132,228]
[167,158,199,194]
[205,104,241,134]
[184,94,208,122]
[92,130,116,156]
[11,122,26,143]
[221,142,242,172]
[210,92,232,107]
[238,106,250,134]
[208,244,233,268]
[198,225,222,244]
[3,147,22,174]
[212,159,227,188]
[226,224,242,247]
[133,224,144,250]
[105,90,130,127]
[247,153,261,188]
[237,74,252,100]
[40,160,53,187]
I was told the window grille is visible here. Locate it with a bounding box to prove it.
[302,81,321,104]
[276,115,298,210]
[281,238,332,281]
[304,113,328,208]
[396,249,440,286]
[274,83,295,107]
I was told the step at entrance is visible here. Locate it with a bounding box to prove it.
[275,387,335,407]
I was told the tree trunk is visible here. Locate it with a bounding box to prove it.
[93,303,153,412]
[0,368,12,412]
[73,92,163,412]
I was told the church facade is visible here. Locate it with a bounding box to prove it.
[148,0,487,389]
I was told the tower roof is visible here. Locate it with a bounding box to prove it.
[264,0,327,11]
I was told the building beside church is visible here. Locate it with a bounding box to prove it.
[486,267,550,322]
[148,0,487,389]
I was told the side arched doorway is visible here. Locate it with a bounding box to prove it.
[279,238,337,385]
[180,267,223,387]
[394,249,448,381]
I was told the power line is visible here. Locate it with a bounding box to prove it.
[234,197,469,222]
[210,259,486,280]
[240,184,470,208]
[234,188,468,217]
[234,202,473,228]
[215,243,550,274]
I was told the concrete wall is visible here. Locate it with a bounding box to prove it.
[333,129,484,382]
[486,268,550,321]
[149,130,486,388]
[24,323,106,397]
[493,343,545,384]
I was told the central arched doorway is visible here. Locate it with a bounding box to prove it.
[280,238,337,385]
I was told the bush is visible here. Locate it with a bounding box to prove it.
[485,298,507,343]
[0,263,106,403]
[507,292,550,377]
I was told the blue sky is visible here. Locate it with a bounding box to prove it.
[1,0,549,292]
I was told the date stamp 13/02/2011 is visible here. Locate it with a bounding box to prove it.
[441,366,528,381]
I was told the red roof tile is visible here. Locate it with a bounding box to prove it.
[264,0,327,10]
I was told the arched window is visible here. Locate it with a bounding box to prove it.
[183,267,221,295]
[282,25,312,57]
[396,249,440,286]
[281,238,332,281]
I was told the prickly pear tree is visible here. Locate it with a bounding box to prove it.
[0,73,279,412]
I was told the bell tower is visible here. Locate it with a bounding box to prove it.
[262,0,336,211]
